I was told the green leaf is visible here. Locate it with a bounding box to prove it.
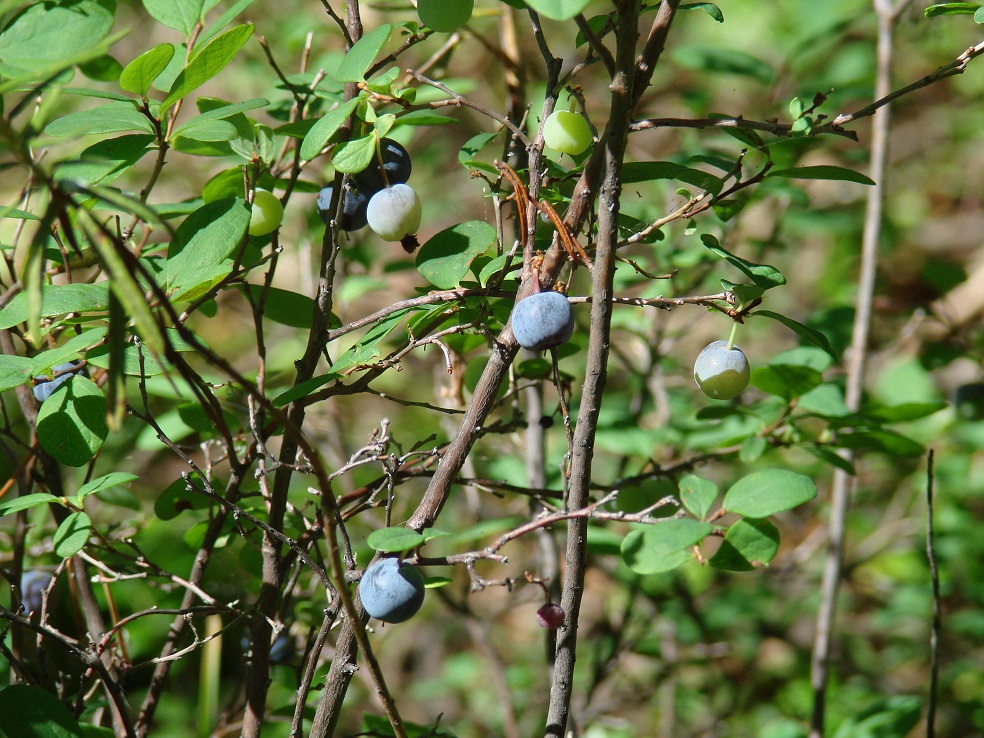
[416,221,497,289]
[835,430,925,457]
[238,285,314,328]
[271,372,340,408]
[36,376,108,467]
[804,445,856,474]
[45,101,154,137]
[0,355,38,393]
[299,97,361,161]
[172,97,269,138]
[0,492,60,517]
[0,0,115,78]
[0,283,110,329]
[458,131,499,165]
[336,24,392,82]
[53,512,93,558]
[75,472,138,503]
[366,527,427,553]
[831,695,922,738]
[673,45,774,84]
[976,5,984,21]
[55,134,156,187]
[119,43,175,96]
[864,402,948,423]
[751,310,838,360]
[622,161,723,196]
[722,469,818,518]
[709,518,779,572]
[0,684,83,738]
[740,435,768,463]
[924,2,981,17]
[679,475,718,520]
[166,197,250,296]
[162,24,254,112]
[524,0,592,21]
[798,383,851,418]
[768,166,875,186]
[142,0,204,35]
[332,134,378,174]
[751,364,823,400]
[701,235,786,289]
[620,519,714,574]
[154,476,210,520]
[32,328,107,373]
[681,2,724,22]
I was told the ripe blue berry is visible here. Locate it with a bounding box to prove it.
[512,291,575,351]
[19,570,53,614]
[359,558,425,624]
[32,362,85,403]
[693,340,750,400]
[317,184,369,231]
[353,138,412,195]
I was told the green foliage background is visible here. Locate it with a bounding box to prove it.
[0,1,983,737]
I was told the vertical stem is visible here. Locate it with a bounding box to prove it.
[809,3,895,735]
[543,2,640,735]
[925,449,940,738]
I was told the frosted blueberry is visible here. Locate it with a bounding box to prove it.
[359,558,425,624]
[512,291,575,351]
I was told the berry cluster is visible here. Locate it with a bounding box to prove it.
[318,138,422,251]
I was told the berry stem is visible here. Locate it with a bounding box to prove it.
[374,135,390,189]
[726,321,739,351]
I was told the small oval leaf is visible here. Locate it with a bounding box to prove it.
[367,527,427,553]
[53,512,93,558]
[722,469,818,518]
[709,517,780,572]
[620,519,713,574]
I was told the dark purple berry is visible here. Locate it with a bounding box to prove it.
[536,602,564,629]
[318,184,369,231]
[352,138,412,194]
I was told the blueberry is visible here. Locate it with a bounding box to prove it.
[317,184,369,231]
[19,570,53,614]
[511,291,575,351]
[32,361,85,403]
[366,184,422,244]
[359,558,425,624]
[352,138,412,195]
[693,340,750,400]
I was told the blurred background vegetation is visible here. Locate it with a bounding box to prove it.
[3,0,984,736]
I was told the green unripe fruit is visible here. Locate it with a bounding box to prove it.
[417,0,474,33]
[694,340,750,400]
[248,190,284,236]
[543,110,592,155]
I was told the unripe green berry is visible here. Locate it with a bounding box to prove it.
[694,340,750,400]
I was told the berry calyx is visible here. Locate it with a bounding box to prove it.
[248,189,284,236]
[694,339,751,400]
[543,110,592,155]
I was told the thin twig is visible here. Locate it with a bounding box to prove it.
[925,449,941,738]
[809,2,896,735]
